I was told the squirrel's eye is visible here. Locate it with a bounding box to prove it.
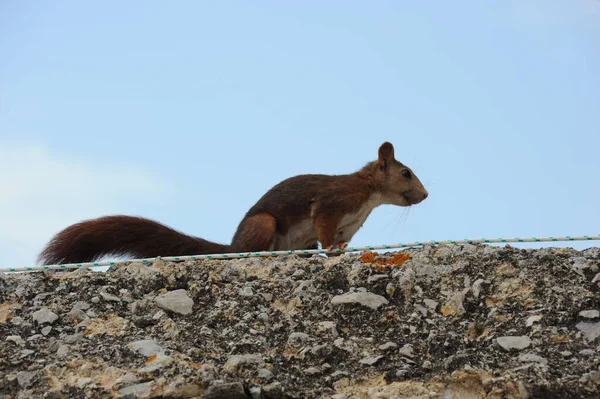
[401,169,412,179]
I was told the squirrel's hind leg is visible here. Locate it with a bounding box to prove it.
[231,213,277,253]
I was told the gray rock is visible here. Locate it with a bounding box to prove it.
[128,339,166,356]
[205,381,246,399]
[17,371,37,388]
[241,286,254,297]
[292,269,306,278]
[331,292,388,310]
[359,355,384,365]
[199,326,213,336]
[67,308,88,323]
[224,354,265,372]
[294,280,317,296]
[445,292,466,316]
[396,369,410,378]
[414,304,427,316]
[116,372,138,384]
[385,282,395,296]
[76,377,93,387]
[526,315,543,327]
[73,301,90,310]
[288,332,311,344]
[399,344,415,357]
[378,342,398,351]
[579,349,595,356]
[127,338,174,371]
[318,321,338,337]
[367,274,389,283]
[64,333,85,344]
[99,290,121,302]
[579,310,600,319]
[119,381,153,396]
[32,308,58,325]
[257,312,269,322]
[472,278,486,298]
[261,293,273,302]
[496,336,532,350]
[6,335,25,346]
[263,382,283,397]
[41,326,52,336]
[56,345,69,357]
[304,367,321,375]
[20,349,34,358]
[330,370,349,379]
[155,289,194,315]
[576,321,600,342]
[423,299,438,310]
[518,353,548,365]
[257,368,274,380]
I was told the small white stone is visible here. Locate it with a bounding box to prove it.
[56,345,69,357]
[576,322,600,342]
[526,315,543,327]
[399,344,415,358]
[496,336,531,351]
[579,310,600,319]
[32,308,58,325]
[378,342,398,351]
[76,377,92,387]
[99,290,121,302]
[423,299,438,310]
[472,279,486,298]
[518,353,548,365]
[288,332,311,343]
[155,289,194,315]
[359,355,384,365]
[257,368,274,380]
[128,339,166,356]
[6,335,25,346]
[304,367,320,375]
[331,292,388,310]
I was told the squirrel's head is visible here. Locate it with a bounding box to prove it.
[372,142,428,206]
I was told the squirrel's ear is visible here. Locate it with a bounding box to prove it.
[378,142,395,170]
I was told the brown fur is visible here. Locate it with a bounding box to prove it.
[38,142,428,264]
[38,216,230,264]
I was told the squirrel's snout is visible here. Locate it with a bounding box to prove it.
[403,189,429,205]
[414,190,428,204]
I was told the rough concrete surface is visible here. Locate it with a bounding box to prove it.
[1,244,599,398]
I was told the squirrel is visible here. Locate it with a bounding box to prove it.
[38,142,428,264]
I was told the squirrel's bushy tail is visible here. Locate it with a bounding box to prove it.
[38,215,230,264]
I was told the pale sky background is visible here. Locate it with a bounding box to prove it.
[1,1,599,268]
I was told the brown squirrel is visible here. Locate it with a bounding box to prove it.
[38,142,428,264]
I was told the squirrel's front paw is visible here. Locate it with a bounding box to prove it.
[325,242,348,257]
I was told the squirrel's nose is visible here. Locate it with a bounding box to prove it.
[422,191,429,200]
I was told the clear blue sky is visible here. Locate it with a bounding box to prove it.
[1,1,599,267]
